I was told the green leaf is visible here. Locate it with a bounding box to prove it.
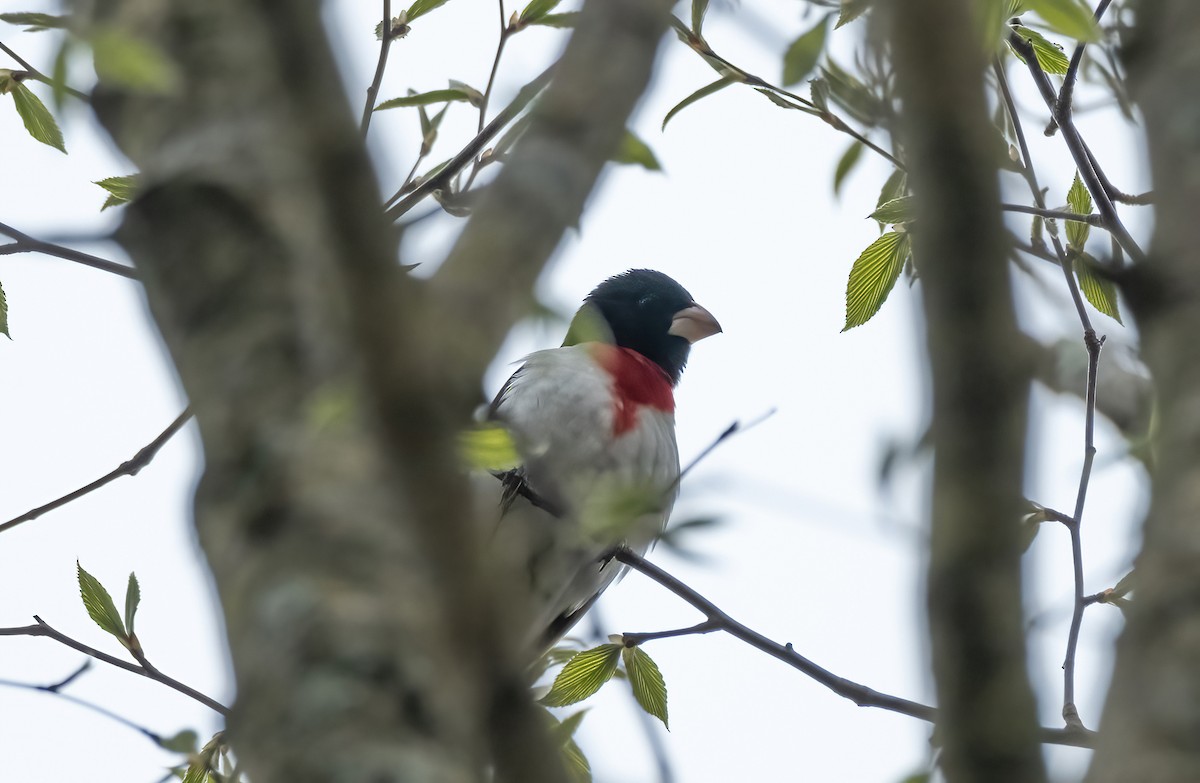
[782,15,829,87]
[622,646,669,729]
[821,60,884,127]
[531,12,578,28]
[692,0,710,34]
[540,644,622,707]
[447,79,483,107]
[843,230,911,331]
[10,84,66,153]
[94,174,139,210]
[90,28,180,94]
[1024,0,1100,42]
[869,195,916,225]
[1008,26,1070,75]
[1074,253,1122,324]
[519,0,562,26]
[375,89,472,111]
[158,729,198,754]
[1112,570,1135,598]
[833,139,863,196]
[876,169,907,211]
[1065,172,1092,249]
[0,12,68,32]
[405,0,453,22]
[124,572,141,638]
[613,130,661,171]
[181,761,207,783]
[662,76,736,130]
[562,736,592,783]
[835,0,871,28]
[459,422,521,471]
[0,280,8,339]
[77,561,128,643]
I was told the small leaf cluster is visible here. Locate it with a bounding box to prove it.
[540,639,670,729]
[76,561,142,653]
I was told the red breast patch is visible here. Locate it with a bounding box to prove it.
[591,345,675,436]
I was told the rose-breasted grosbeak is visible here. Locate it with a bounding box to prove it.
[484,269,721,650]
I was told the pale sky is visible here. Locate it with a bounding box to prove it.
[0,2,1149,781]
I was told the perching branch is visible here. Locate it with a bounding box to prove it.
[0,409,192,535]
[613,549,1095,750]
[0,616,228,715]
[0,221,138,279]
[1001,203,1104,225]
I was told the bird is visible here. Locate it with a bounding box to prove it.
[480,269,722,653]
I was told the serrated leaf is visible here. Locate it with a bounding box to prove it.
[375,89,471,111]
[662,76,736,131]
[843,230,910,331]
[622,646,669,729]
[540,644,622,708]
[77,561,127,643]
[158,729,198,754]
[1024,0,1100,42]
[0,280,8,339]
[833,139,863,195]
[1008,26,1070,75]
[0,12,68,32]
[835,0,871,28]
[94,174,138,210]
[405,0,453,22]
[125,572,141,637]
[782,15,829,87]
[531,12,578,28]
[90,28,180,94]
[11,84,65,153]
[181,761,207,783]
[563,736,592,783]
[869,195,916,225]
[519,0,562,25]
[1074,253,1122,324]
[613,130,661,171]
[1066,172,1092,249]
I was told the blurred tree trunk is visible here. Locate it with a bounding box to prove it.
[74,0,669,780]
[886,2,1048,781]
[1086,3,1200,781]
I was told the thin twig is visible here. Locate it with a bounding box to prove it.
[0,664,166,744]
[0,41,90,102]
[1002,204,1103,225]
[612,548,1095,749]
[1007,29,1146,265]
[0,408,192,534]
[0,616,228,714]
[0,221,138,279]
[360,0,395,136]
[383,62,556,219]
[669,17,905,171]
[464,0,511,190]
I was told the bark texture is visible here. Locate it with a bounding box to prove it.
[1086,3,1200,781]
[75,0,670,780]
[886,2,1048,781]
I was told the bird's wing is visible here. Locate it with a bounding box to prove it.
[486,345,680,646]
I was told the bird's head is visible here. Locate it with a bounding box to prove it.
[564,269,722,386]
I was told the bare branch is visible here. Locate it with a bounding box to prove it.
[0,409,192,535]
[359,0,396,136]
[0,616,228,714]
[613,549,1095,749]
[0,221,138,280]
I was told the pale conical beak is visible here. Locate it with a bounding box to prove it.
[668,303,722,344]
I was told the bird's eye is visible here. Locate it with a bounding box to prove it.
[637,295,655,307]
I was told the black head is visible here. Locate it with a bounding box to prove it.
[570,269,721,386]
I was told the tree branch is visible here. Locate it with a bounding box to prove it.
[0,616,228,714]
[1001,203,1104,225]
[0,221,138,279]
[613,549,1095,749]
[359,0,396,136]
[0,41,90,102]
[0,409,191,535]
